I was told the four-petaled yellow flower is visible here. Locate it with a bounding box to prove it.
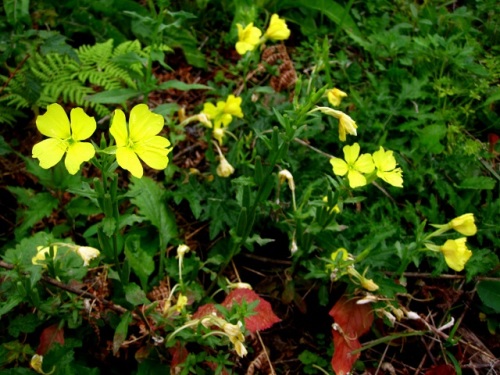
[264,14,291,41]
[201,95,243,144]
[32,103,96,175]
[372,146,404,188]
[330,143,374,188]
[110,104,172,178]
[236,23,262,55]
[440,238,472,272]
[450,213,477,236]
[327,88,348,107]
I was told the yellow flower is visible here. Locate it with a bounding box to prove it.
[450,213,477,236]
[201,95,243,144]
[264,14,291,41]
[30,354,55,375]
[330,143,374,188]
[110,104,172,178]
[216,155,235,178]
[278,169,295,191]
[32,246,58,266]
[309,107,357,142]
[75,246,100,266]
[440,238,472,272]
[360,277,379,292]
[236,23,262,55]
[32,103,96,174]
[175,294,188,312]
[327,88,348,107]
[372,146,404,188]
[322,196,340,214]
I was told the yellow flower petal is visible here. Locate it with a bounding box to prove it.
[224,95,244,118]
[264,14,291,41]
[330,157,348,176]
[110,109,128,147]
[377,169,403,187]
[135,136,171,170]
[69,107,96,141]
[129,104,164,141]
[65,142,95,175]
[116,147,144,178]
[201,102,218,121]
[372,147,396,171]
[354,153,375,174]
[76,246,100,266]
[236,23,262,55]
[347,170,367,188]
[327,88,348,107]
[32,138,67,169]
[450,213,477,236]
[440,238,472,272]
[343,143,360,165]
[36,103,71,139]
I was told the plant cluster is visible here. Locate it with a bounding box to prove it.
[1,1,499,374]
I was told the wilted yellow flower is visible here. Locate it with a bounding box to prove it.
[110,104,172,178]
[236,23,262,55]
[30,354,54,375]
[450,213,477,236]
[278,169,295,191]
[264,14,291,41]
[176,244,190,259]
[32,246,58,266]
[32,103,96,174]
[360,277,379,292]
[308,107,357,142]
[330,143,374,188]
[327,88,348,107]
[175,294,188,312]
[75,246,100,266]
[372,146,403,188]
[216,155,235,178]
[440,238,472,272]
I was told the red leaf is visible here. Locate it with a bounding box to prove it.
[169,342,189,369]
[37,324,65,355]
[424,364,456,375]
[329,296,374,375]
[192,302,217,319]
[331,329,361,375]
[222,289,281,334]
[329,296,373,337]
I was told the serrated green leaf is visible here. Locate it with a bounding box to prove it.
[458,176,496,190]
[129,177,177,247]
[477,281,500,313]
[3,0,30,26]
[124,235,154,288]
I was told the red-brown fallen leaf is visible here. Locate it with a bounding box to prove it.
[192,302,217,319]
[424,364,456,375]
[222,288,281,334]
[36,324,65,355]
[169,341,189,372]
[331,330,361,375]
[329,296,374,375]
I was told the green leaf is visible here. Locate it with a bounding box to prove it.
[477,281,500,313]
[7,188,59,240]
[0,295,23,318]
[113,311,133,355]
[129,177,178,248]
[124,282,149,306]
[157,80,212,91]
[85,88,141,104]
[458,176,496,190]
[3,0,30,26]
[124,235,155,289]
[415,124,447,154]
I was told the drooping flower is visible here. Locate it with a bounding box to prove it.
[330,143,374,188]
[308,107,357,142]
[264,14,290,41]
[201,95,243,144]
[32,246,58,266]
[32,103,96,174]
[110,104,172,178]
[449,213,477,236]
[216,155,235,178]
[75,246,100,266]
[372,146,404,188]
[327,88,348,107]
[439,238,472,271]
[236,23,262,55]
